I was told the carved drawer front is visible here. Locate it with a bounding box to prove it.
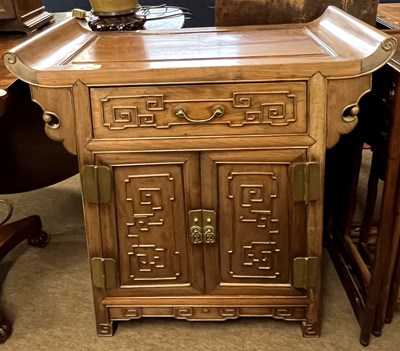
[90,82,307,139]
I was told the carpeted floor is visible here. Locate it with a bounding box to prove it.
[0,171,399,351]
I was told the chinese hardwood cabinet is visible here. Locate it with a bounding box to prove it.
[3,6,396,337]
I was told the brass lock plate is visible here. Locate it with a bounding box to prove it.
[189,210,203,244]
[202,210,216,244]
[188,210,216,245]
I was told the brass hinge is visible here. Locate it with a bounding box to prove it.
[292,257,319,289]
[291,162,321,203]
[82,165,112,204]
[91,257,117,289]
[188,209,216,245]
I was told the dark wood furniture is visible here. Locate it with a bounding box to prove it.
[323,11,400,343]
[0,0,54,34]
[324,66,400,346]
[373,39,400,340]
[215,0,378,26]
[0,32,78,343]
[3,7,395,338]
[373,4,400,334]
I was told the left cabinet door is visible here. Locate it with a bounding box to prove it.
[94,152,205,296]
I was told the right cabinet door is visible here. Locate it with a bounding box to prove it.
[201,149,310,296]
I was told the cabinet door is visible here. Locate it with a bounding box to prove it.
[202,149,309,296]
[97,152,204,296]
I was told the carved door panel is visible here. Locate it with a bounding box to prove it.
[98,152,204,296]
[96,149,310,297]
[201,149,308,295]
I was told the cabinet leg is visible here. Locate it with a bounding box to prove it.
[301,321,321,337]
[94,301,115,336]
[97,321,115,337]
[0,323,11,344]
[27,231,48,248]
[0,215,43,261]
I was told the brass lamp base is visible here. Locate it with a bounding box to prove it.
[88,12,146,31]
[89,0,139,16]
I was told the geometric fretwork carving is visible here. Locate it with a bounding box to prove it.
[229,243,280,279]
[128,245,165,273]
[128,245,180,280]
[227,170,281,279]
[234,92,297,126]
[175,308,193,318]
[101,95,164,129]
[232,174,280,236]
[98,323,113,336]
[121,171,181,282]
[123,307,141,319]
[108,305,307,322]
[100,89,299,130]
[239,183,279,233]
[125,175,174,237]
[243,242,280,273]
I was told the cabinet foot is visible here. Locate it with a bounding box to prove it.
[27,231,48,248]
[301,321,321,337]
[0,323,11,344]
[97,321,115,337]
[372,329,382,337]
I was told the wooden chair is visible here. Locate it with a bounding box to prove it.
[324,47,400,346]
[371,55,400,338]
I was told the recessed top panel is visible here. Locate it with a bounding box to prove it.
[70,28,329,66]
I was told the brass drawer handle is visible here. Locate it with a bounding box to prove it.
[175,105,224,123]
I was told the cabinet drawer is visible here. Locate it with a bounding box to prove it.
[90,82,307,139]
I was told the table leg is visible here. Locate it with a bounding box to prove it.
[0,215,47,343]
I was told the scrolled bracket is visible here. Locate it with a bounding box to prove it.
[43,112,61,130]
[326,75,371,149]
[342,104,360,123]
[30,86,77,155]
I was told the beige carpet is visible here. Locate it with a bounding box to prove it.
[0,174,399,351]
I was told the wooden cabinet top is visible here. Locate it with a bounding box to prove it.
[3,6,397,86]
